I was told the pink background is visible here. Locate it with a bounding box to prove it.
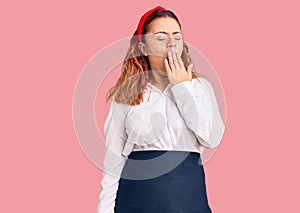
[1,0,299,212]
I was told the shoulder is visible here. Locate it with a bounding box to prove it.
[108,97,132,117]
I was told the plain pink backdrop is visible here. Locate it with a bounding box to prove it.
[1,0,299,212]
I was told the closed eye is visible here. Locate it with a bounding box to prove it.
[157,37,181,41]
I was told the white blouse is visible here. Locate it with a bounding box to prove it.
[97,77,225,213]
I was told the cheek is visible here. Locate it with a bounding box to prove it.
[148,45,166,57]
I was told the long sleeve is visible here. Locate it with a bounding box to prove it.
[170,77,225,149]
[97,100,129,213]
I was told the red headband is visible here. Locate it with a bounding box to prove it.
[136,6,167,42]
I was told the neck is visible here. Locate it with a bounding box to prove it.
[150,70,169,92]
[148,57,169,91]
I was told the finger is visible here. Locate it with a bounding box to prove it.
[187,64,193,77]
[167,50,176,71]
[164,58,172,74]
[172,49,180,70]
[175,50,185,69]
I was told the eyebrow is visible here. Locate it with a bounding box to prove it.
[154,31,181,35]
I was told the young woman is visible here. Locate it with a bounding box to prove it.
[97,6,225,213]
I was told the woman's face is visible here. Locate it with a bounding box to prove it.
[140,17,184,66]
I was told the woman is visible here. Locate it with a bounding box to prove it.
[97,6,225,213]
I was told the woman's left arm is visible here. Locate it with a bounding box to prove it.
[171,78,225,149]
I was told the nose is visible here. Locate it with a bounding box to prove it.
[167,37,176,48]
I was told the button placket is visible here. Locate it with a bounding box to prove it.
[164,89,177,147]
[147,82,174,148]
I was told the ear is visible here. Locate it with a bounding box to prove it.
[138,42,148,56]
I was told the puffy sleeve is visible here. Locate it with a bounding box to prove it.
[170,77,225,149]
[97,100,130,213]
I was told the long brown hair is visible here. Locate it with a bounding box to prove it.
[106,9,204,106]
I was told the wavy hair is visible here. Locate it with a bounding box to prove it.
[106,9,205,105]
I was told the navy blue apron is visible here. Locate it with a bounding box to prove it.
[115,150,212,213]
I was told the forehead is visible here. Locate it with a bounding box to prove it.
[147,17,181,34]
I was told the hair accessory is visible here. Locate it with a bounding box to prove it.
[136,6,167,42]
